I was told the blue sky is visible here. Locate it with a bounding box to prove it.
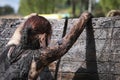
[0,0,99,13]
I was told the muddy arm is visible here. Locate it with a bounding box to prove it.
[28,12,92,80]
[40,12,92,64]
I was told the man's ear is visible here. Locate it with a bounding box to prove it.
[7,45,16,60]
[47,33,51,46]
[39,33,47,48]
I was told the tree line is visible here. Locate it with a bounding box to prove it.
[0,5,14,15]
[18,0,120,17]
[0,0,120,17]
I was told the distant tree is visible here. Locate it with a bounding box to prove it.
[79,0,88,14]
[0,7,2,15]
[0,5,14,15]
[66,0,71,6]
[68,0,96,17]
[79,0,96,13]
[99,0,120,15]
[72,0,77,17]
[18,0,56,16]
[93,2,105,17]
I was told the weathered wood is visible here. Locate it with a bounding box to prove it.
[0,12,91,80]
[0,15,120,80]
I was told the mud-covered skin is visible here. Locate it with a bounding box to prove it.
[6,14,52,59]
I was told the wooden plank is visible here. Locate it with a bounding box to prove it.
[0,16,120,80]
